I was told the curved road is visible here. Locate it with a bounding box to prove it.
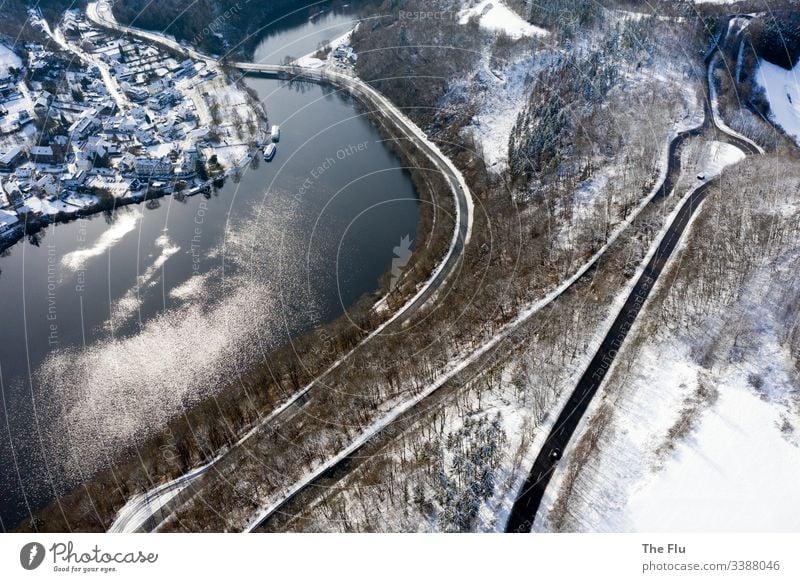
[504,22,764,533]
[86,1,473,532]
[249,21,766,532]
[92,1,761,533]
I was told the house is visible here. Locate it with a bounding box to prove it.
[0,146,25,171]
[34,174,59,197]
[134,129,157,146]
[4,184,23,208]
[86,136,111,158]
[61,169,86,188]
[15,165,32,179]
[75,150,93,171]
[0,208,19,233]
[29,145,55,164]
[95,100,117,116]
[33,93,52,115]
[134,157,172,177]
[68,115,98,139]
[124,85,149,102]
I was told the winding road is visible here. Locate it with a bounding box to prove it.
[504,20,764,533]
[90,2,764,534]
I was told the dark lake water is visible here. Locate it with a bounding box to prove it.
[252,3,361,65]
[0,52,419,528]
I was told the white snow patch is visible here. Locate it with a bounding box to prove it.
[459,1,548,39]
[626,379,800,531]
[698,140,745,179]
[574,173,609,206]
[467,54,546,171]
[295,56,325,69]
[0,43,22,77]
[756,58,800,146]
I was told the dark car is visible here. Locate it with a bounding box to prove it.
[549,448,562,462]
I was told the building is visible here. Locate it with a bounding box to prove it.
[29,145,55,164]
[134,157,172,178]
[0,208,19,233]
[124,85,149,102]
[69,115,99,139]
[61,169,86,188]
[0,147,25,171]
[33,92,52,115]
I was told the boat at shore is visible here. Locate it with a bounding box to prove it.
[263,143,276,161]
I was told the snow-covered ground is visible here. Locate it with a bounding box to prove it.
[541,303,800,532]
[0,42,23,76]
[756,58,800,146]
[537,148,800,533]
[458,1,547,39]
[625,372,800,531]
[696,140,746,177]
[464,54,548,171]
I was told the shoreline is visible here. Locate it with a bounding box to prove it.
[14,74,456,532]
[13,2,468,533]
[0,145,260,255]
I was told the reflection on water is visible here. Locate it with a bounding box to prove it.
[252,3,362,65]
[0,75,418,528]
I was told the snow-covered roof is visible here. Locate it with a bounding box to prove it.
[0,208,18,229]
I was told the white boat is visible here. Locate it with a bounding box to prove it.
[270,124,281,142]
[263,143,276,161]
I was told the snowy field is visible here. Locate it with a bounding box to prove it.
[625,373,800,531]
[538,148,800,533]
[0,43,22,77]
[756,58,800,146]
[458,1,547,39]
[542,305,800,532]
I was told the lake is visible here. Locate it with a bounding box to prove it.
[0,34,419,529]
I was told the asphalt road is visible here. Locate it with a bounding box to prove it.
[86,1,472,532]
[504,177,715,533]
[504,27,762,533]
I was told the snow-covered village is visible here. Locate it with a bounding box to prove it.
[0,7,263,249]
